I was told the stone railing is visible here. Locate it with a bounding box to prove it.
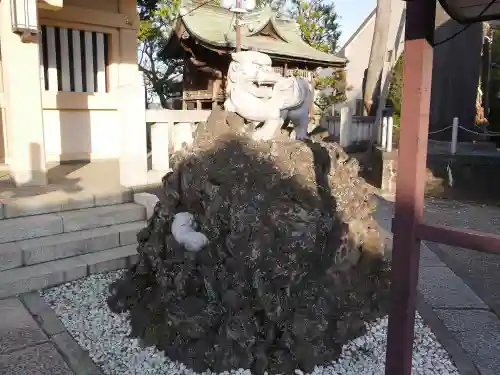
[144,107,396,184]
[320,109,394,151]
[326,114,374,146]
[320,110,375,148]
[118,77,211,188]
[146,109,211,174]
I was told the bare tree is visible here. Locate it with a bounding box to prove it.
[363,0,392,115]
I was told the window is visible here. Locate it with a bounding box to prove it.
[40,25,110,93]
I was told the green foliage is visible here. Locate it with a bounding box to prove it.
[138,0,183,107]
[138,0,179,42]
[388,54,404,117]
[255,0,341,53]
[255,0,344,111]
[313,70,348,114]
[288,0,343,109]
[289,0,341,53]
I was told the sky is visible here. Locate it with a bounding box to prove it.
[335,0,376,47]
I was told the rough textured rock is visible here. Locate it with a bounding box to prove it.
[108,108,391,374]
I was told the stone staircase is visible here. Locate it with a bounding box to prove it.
[0,189,149,299]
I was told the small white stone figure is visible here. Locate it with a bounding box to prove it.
[224,51,314,141]
[171,212,209,252]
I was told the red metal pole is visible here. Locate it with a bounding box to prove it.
[235,0,241,52]
[384,0,436,374]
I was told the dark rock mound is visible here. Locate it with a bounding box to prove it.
[108,109,391,374]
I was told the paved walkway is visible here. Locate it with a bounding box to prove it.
[0,160,163,201]
[375,195,500,375]
[0,294,103,375]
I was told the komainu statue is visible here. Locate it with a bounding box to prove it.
[224,51,313,141]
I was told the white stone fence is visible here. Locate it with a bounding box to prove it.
[320,107,394,150]
[378,115,394,152]
[119,81,396,188]
[143,107,395,185]
[118,78,210,188]
[146,109,211,174]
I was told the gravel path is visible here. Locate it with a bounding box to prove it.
[42,271,460,375]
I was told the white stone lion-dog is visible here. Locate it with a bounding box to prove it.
[224,51,314,141]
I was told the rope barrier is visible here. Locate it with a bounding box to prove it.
[458,126,500,136]
[428,125,452,135]
[376,118,500,153]
[416,125,500,137]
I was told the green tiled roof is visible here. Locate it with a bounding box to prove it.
[172,2,346,66]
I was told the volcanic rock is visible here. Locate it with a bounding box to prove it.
[107,108,391,374]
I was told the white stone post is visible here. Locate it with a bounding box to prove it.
[151,122,170,173]
[381,116,388,151]
[339,106,352,148]
[386,116,393,152]
[377,118,382,146]
[451,117,459,155]
[117,74,148,187]
[374,58,393,143]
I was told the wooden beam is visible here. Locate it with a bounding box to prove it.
[385,0,436,374]
[39,6,138,30]
[417,223,500,255]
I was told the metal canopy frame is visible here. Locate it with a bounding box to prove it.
[384,0,500,374]
[438,0,500,24]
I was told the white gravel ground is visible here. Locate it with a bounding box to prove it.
[42,271,461,375]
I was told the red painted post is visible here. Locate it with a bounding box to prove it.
[384,0,436,374]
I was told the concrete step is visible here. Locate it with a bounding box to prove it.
[0,221,146,271]
[0,203,146,244]
[0,245,139,299]
[0,187,133,220]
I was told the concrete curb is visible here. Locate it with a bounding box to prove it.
[417,293,480,375]
[21,293,104,375]
[421,241,500,374]
[425,240,500,319]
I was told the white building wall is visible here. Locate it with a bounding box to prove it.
[339,1,406,114]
